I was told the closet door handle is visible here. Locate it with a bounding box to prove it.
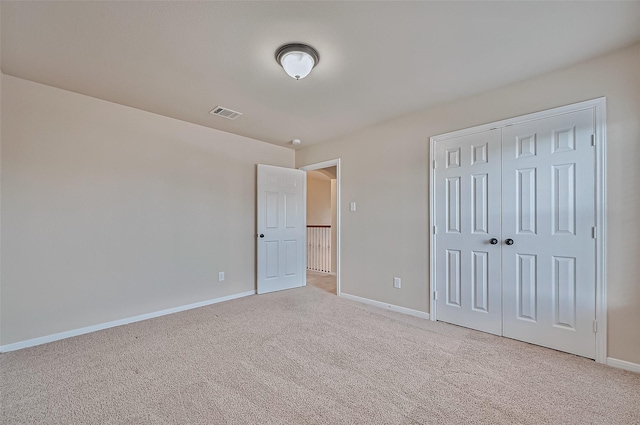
[505,238,514,245]
[489,238,499,245]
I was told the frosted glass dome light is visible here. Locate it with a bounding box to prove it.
[280,51,314,80]
[276,44,320,80]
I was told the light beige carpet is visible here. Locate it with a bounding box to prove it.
[1,284,639,424]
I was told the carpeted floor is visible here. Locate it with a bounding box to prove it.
[1,284,639,424]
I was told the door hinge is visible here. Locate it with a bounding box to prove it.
[591,134,595,146]
[592,227,597,239]
[434,291,438,301]
[593,320,597,333]
[433,225,438,234]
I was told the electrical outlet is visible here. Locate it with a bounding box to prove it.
[218,272,225,282]
[393,277,401,289]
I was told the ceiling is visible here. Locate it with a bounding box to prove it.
[2,1,640,149]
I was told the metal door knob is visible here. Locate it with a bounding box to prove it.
[505,238,514,245]
[489,238,498,245]
[259,234,264,238]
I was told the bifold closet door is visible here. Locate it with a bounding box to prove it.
[434,129,503,335]
[501,109,596,359]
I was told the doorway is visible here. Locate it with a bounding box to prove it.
[300,159,341,296]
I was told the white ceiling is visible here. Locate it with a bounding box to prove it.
[2,1,640,148]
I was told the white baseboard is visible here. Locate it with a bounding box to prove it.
[607,357,640,373]
[0,290,256,353]
[339,292,430,320]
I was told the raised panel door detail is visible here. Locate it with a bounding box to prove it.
[472,143,488,165]
[553,127,576,153]
[284,240,297,276]
[446,177,461,233]
[501,108,597,359]
[265,241,279,279]
[471,174,488,234]
[517,254,537,321]
[516,168,537,234]
[257,164,306,295]
[284,193,297,228]
[446,249,461,307]
[265,172,278,186]
[282,174,297,188]
[472,251,489,312]
[435,128,502,336]
[266,192,279,229]
[553,256,576,329]
[446,148,461,168]
[517,134,537,158]
[552,163,576,235]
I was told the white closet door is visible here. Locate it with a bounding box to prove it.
[501,110,596,359]
[435,129,503,335]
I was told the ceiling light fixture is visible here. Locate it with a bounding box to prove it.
[275,43,320,80]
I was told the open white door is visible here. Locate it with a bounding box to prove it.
[257,164,306,294]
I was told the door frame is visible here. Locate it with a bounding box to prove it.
[300,159,342,296]
[429,98,607,364]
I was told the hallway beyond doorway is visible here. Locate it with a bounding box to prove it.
[307,271,336,295]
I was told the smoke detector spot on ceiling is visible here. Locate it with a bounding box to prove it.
[209,106,243,120]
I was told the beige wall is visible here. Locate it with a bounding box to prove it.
[0,75,294,345]
[296,43,640,365]
[2,43,638,364]
[307,172,332,225]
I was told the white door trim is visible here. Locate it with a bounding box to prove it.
[429,98,607,364]
[300,159,342,296]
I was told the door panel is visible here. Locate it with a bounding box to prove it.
[257,164,306,294]
[501,109,596,359]
[435,129,502,335]
[516,168,537,234]
[446,249,461,306]
[471,174,489,234]
[471,251,489,311]
[516,253,537,321]
[265,241,279,278]
[446,177,461,233]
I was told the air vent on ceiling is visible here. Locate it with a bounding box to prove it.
[209,106,243,120]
